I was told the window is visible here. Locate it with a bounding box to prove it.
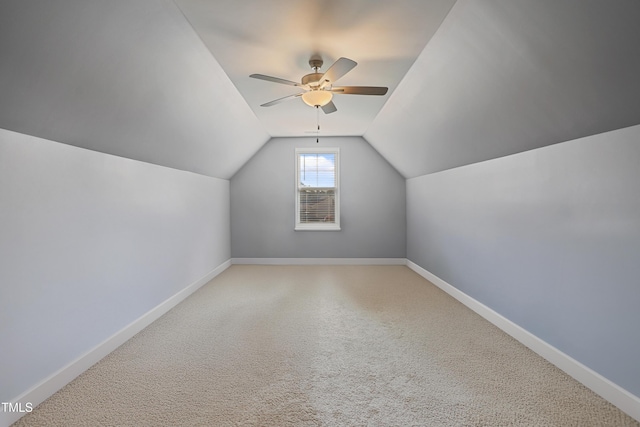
[295,148,340,231]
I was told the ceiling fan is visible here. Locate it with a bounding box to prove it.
[250,56,388,114]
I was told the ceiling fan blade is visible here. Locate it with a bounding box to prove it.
[260,93,302,107]
[321,101,337,114]
[250,74,301,87]
[331,86,388,95]
[320,57,357,85]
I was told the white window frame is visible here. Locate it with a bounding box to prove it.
[295,147,340,231]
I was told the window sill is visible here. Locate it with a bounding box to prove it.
[295,224,341,231]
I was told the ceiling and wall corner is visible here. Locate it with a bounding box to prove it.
[1,0,640,179]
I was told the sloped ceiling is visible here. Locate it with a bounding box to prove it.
[0,0,269,179]
[1,1,640,180]
[366,0,640,177]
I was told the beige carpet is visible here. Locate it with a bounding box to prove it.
[13,265,639,426]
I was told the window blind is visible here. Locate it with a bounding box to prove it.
[299,189,335,223]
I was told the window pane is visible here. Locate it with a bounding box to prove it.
[299,189,335,223]
[299,153,335,187]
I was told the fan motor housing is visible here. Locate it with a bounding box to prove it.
[301,73,324,87]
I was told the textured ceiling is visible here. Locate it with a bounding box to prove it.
[1,0,640,180]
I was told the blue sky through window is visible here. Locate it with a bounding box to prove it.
[299,153,335,187]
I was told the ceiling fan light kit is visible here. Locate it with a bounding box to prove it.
[301,90,333,107]
[250,56,388,114]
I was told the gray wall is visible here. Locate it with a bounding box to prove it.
[0,128,230,403]
[231,136,406,258]
[407,124,640,396]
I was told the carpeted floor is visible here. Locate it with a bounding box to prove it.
[13,265,639,426]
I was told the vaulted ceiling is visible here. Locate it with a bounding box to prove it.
[173,0,457,138]
[1,0,640,180]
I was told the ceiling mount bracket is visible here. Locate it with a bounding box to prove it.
[309,57,323,72]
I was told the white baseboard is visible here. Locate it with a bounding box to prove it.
[231,257,407,265]
[406,259,640,422]
[2,260,231,427]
